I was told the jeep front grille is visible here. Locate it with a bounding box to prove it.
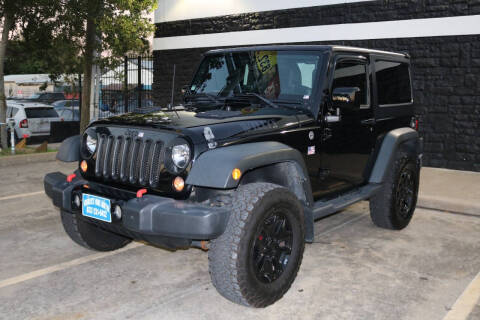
[95,134,164,188]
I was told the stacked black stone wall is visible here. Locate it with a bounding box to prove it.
[153,1,480,171]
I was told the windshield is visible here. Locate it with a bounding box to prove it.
[29,93,41,99]
[190,51,323,104]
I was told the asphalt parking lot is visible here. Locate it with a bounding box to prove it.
[1,160,480,320]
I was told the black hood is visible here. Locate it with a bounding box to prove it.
[91,106,307,145]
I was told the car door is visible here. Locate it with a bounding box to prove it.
[315,55,376,198]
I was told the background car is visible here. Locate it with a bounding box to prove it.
[6,102,61,143]
[56,107,80,121]
[12,92,66,104]
[52,99,79,109]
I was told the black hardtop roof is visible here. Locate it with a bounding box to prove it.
[206,45,409,59]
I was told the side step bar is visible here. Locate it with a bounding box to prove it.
[303,183,382,243]
[312,183,382,220]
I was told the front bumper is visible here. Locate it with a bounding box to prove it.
[44,172,230,248]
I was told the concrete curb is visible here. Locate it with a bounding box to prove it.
[417,195,480,216]
[0,152,58,168]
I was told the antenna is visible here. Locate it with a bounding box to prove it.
[169,64,179,117]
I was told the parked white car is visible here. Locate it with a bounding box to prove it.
[6,102,61,143]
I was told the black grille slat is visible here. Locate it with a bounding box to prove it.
[149,142,163,187]
[95,135,107,177]
[119,137,130,181]
[111,137,123,180]
[102,136,114,178]
[93,131,164,188]
[139,140,152,186]
[129,139,141,184]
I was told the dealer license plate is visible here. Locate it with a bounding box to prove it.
[82,194,112,223]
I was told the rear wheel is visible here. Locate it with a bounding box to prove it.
[369,152,420,230]
[208,183,305,307]
[60,210,131,251]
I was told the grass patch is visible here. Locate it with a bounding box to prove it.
[0,147,57,157]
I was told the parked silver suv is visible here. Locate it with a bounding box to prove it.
[6,102,60,143]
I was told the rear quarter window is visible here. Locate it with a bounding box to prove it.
[375,60,412,106]
[25,108,59,118]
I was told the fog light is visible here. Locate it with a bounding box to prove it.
[80,160,88,172]
[113,205,122,220]
[73,194,81,208]
[173,176,185,192]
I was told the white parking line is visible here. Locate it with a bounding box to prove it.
[443,270,480,320]
[0,190,44,201]
[0,242,144,289]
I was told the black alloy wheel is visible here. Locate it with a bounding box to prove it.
[208,183,305,307]
[252,210,293,284]
[395,168,416,219]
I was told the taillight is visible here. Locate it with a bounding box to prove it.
[19,119,28,128]
[410,117,419,131]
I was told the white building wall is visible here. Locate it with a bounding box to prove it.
[155,0,374,23]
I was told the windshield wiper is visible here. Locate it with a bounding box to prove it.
[232,93,280,109]
[186,92,222,103]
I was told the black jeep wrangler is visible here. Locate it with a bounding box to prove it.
[44,45,422,307]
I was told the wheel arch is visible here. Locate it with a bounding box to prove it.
[56,135,81,162]
[369,127,422,184]
[186,142,313,204]
[186,142,315,242]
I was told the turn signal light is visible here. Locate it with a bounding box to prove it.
[173,176,185,192]
[80,160,88,172]
[232,168,242,181]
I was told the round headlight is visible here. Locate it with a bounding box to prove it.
[85,134,97,154]
[171,144,190,169]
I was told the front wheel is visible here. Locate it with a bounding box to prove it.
[208,183,305,308]
[60,210,131,251]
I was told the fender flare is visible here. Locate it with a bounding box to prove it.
[56,135,80,162]
[369,127,421,184]
[186,141,312,197]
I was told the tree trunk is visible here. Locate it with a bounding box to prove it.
[0,14,14,149]
[80,6,97,133]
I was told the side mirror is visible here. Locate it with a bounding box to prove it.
[332,87,361,110]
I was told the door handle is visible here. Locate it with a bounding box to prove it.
[361,118,375,126]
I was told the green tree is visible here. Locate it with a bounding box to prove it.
[0,0,156,148]
[0,0,58,148]
[58,0,156,131]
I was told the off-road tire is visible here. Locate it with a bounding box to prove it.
[208,183,305,308]
[60,210,131,251]
[369,151,420,230]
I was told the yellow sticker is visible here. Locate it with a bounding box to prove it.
[255,51,277,74]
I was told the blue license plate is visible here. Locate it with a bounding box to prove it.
[82,194,112,223]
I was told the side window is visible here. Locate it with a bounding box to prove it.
[375,60,412,105]
[12,107,19,117]
[6,107,12,117]
[332,60,369,107]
